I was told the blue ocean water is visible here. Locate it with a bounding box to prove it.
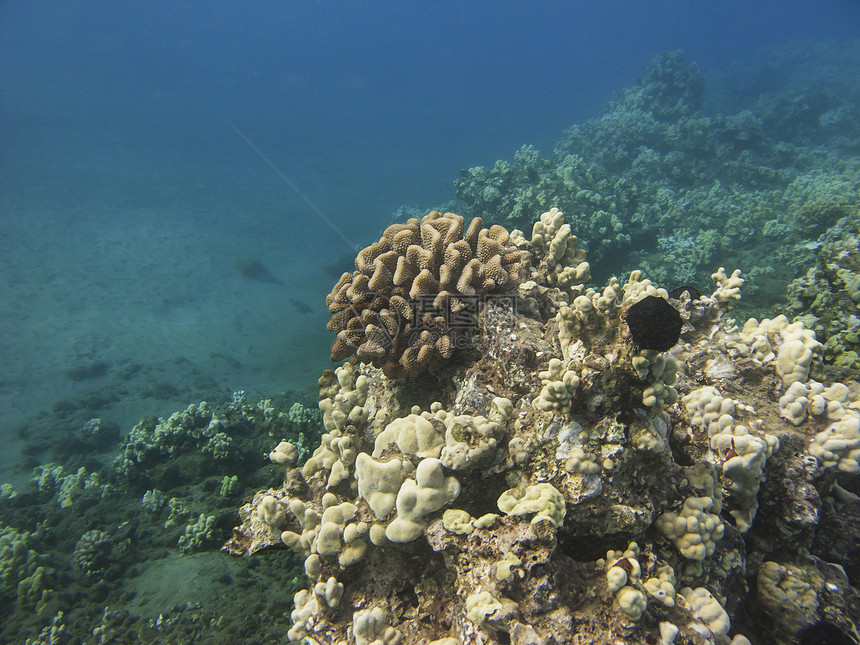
[0,1,858,641]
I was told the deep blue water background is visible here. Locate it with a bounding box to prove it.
[0,1,858,474]
[5,1,858,240]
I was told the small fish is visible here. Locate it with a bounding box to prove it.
[290,298,313,314]
[235,258,283,285]
[210,353,242,370]
[66,361,110,381]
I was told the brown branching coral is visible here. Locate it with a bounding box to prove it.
[326,211,525,377]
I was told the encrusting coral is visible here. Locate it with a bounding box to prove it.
[224,208,859,645]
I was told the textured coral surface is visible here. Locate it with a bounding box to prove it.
[326,211,524,378]
[226,210,860,645]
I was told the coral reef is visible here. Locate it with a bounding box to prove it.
[326,210,525,377]
[74,418,119,449]
[1,524,44,602]
[225,209,860,645]
[4,45,859,645]
[510,206,591,300]
[73,529,112,576]
[177,514,218,554]
[0,390,322,643]
[454,50,860,310]
[783,214,860,382]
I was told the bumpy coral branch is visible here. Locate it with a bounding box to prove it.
[327,211,524,377]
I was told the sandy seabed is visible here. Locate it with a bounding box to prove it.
[0,148,352,485]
